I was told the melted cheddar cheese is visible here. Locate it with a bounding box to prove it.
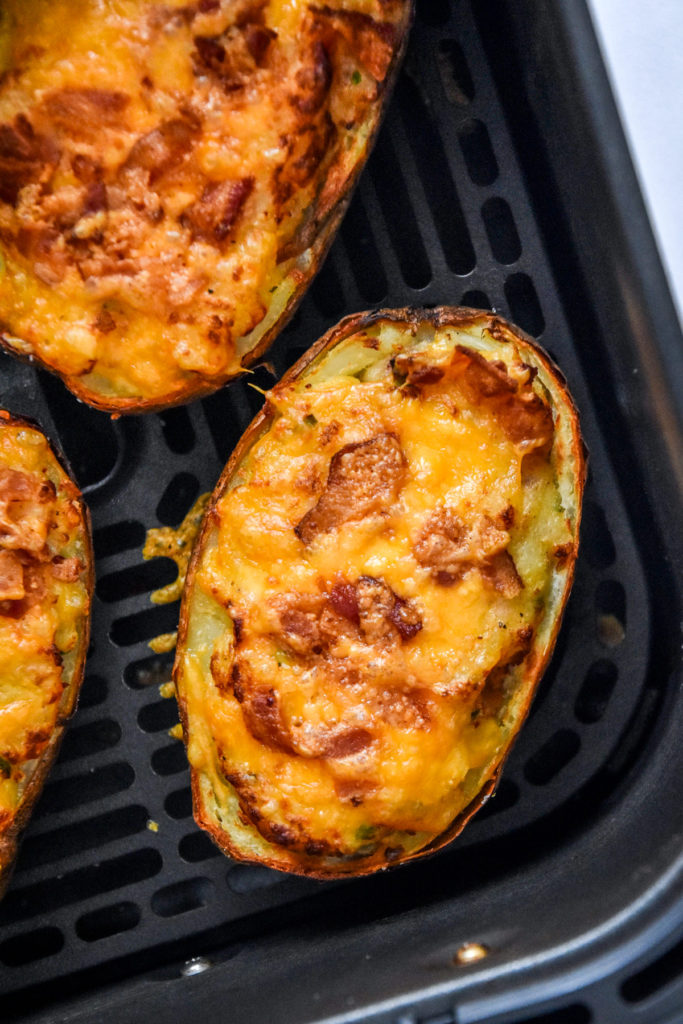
[0,415,90,834]
[177,315,581,873]
[0,0,410,409]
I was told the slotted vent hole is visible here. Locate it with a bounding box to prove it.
[227,864,280,894]
[151,741,187,777]
[621,935,683,1002]
[0,850,162,925]
[179,831,222,864]
[436,38,474,103]
[397,74,475,276]
[460,289,492,311]
[0,926,64,967]
[93,520,146,560]
[310,255,346,319]
[110,601,180,647]
[504,272,545,337]
[158,407,196,454]
[35,762,135,818]
[152,877,215,918]
[524,729,581,786]
[79,673,108,709]
[582,500,617,569]
[596,579,626,648]
[38,370,120,489]
[165,786,193,820]
[58,718,121,763]
[76,901,141,943]
[97,558,177,604]
[459,118,499,185]
[138,698,179,735]
[341,193,388,303]
[370,130,432,289]
[16,806,149,873]
[482,197,522,264]
[124,652,174,690]
[156,472,200,527]
[575,660,618,724]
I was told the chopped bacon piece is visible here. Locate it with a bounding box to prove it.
[377,687,431,730]
[42,89,130,140]
[480,551,523,598]
[0,116,60,206]
[452,346,554,451]
[193,17,274,90]
[234,659,372,759]
[414,505,522,597]
[0,551,25,601]
[121,117,200,185]
[180,177,254,242]
[0,468,55,552]
[295,432,406,545]
[356,575,422,643]
[290,41,333,114]
[50,556,82,582]
[311,6,396,81]
[329,581,360,625]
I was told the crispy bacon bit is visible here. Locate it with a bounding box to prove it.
[311,6,396,81]
[453,346,554,451]
[377,687,431,730]
[480,551,523,598]
[42,89,130,139]
[329,581,360,625]
[356,575,422,643]
[392,352,445,387]
[0,468,55,552]
[93,310,117,334]
[0,116,60,206]
[291,41,333,114]
[334,777,377,805]
[244,24,277,64]
[235,658,372,760]
[0,551,25,601]
[121,116,200,185]
[82,182,108,215]
[180,177,254,242]
[50,556,82,582]
[71,153,102,184]
[414,505,522,597]
[322,728,372,759]
[295,432,407,545]
[193,16,275,89]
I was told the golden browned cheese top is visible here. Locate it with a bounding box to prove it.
[0,0,408,407]
[180,321,577,867]
[0,417,90,831]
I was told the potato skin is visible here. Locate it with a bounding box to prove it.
[0,412,93,898]
[0,1,413,414]
[174,307,586,878]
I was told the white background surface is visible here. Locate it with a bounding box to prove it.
[587,0,683,328]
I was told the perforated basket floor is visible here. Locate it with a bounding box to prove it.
[1,2,682,1022]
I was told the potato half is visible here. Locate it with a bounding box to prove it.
[0,0,412,412]
[0,412,93,897]
[174,308,586,877]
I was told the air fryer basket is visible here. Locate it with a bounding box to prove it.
[1,1,682,1022]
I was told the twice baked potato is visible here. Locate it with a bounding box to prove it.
[174,307,585,877]
[0,412,92,897]
[0,0,412,412]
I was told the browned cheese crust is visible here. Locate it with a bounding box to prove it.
[0,0,413,411]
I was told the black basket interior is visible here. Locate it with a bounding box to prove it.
[1,2,681,1022]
